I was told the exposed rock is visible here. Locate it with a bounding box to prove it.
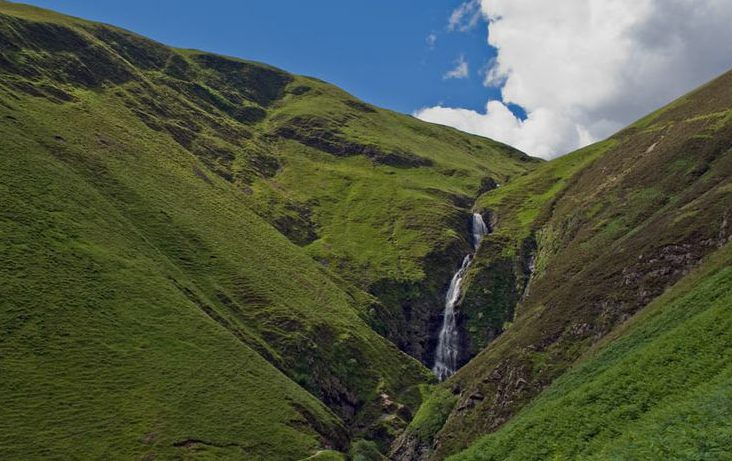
[274,115,433,168]
[477,176,499,195]
[369,221,470,366]
[389,431,432,461]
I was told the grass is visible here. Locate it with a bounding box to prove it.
[448,243,732,461]
[475,138,616,242]
[249,72,537,289]
[405,385,459,443]
[0,94,348,459]
[403,69,732,459]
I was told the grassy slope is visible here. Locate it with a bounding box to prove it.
[0,0,540,371]
[0,93,349,460]
[0,1,537,458]
[476,139,617,243]
[408,70,732,459]
[449,241,732,461]
[256,82,534,286]
[0,2,541,458]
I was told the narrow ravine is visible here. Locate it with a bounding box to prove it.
[432,213,489,381]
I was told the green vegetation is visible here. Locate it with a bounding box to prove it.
[406,385,458,443]
[2,2,731,460]
[349,440,388,461]
[260,83,532,286]
[0,92,351,460]
[0,1,537,458]
[476,139,615,241]
[396,70,732,460]
[449,243,732,461]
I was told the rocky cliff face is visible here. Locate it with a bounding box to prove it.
[370,210,474,367]
[457,231,536,362]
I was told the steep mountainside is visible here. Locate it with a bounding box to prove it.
[392,70,732,460]
[0,2,537,460]
[450,240,732,460]
[2,2,731,461]
[0,0,539,371]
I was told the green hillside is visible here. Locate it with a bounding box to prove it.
[0,76,351,460]
[392,70,732,460]
[449,241,732,460]
[0,2,537,459]
[2,2,731,460]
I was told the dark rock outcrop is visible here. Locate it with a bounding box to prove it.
[275,115,433,168]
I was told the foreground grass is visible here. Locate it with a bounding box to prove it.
[449,243,732,461]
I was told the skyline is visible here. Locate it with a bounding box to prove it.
[19,0,732,158]
[19,0,501,116]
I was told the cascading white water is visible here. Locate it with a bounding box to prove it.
[471,213,488,250]
[433,213,489,381]
[432,254,471,381]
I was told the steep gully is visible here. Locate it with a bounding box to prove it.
[432,213,489,380]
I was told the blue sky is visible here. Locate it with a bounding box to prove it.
[21,0,500,115]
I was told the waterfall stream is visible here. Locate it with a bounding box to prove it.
[432,213,489,381]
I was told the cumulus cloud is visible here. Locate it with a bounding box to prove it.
[418,0,732,158]
[444,54,469,79]
[448,0,482,32]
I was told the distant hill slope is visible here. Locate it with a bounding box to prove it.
[0,2,537,459]
[392,70,732,460]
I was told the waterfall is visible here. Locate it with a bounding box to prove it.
[432,254,471,381]
[471,213,489,249]
[432,213,489,381]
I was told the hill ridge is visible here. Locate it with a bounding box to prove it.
[0,2,536,459]
[1,2,730,460]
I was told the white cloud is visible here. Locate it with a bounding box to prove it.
[426,33,437,48]
[417,102,587,157]
[444,54,469,79]
[418,0,732,158]
[448,0,481,32]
